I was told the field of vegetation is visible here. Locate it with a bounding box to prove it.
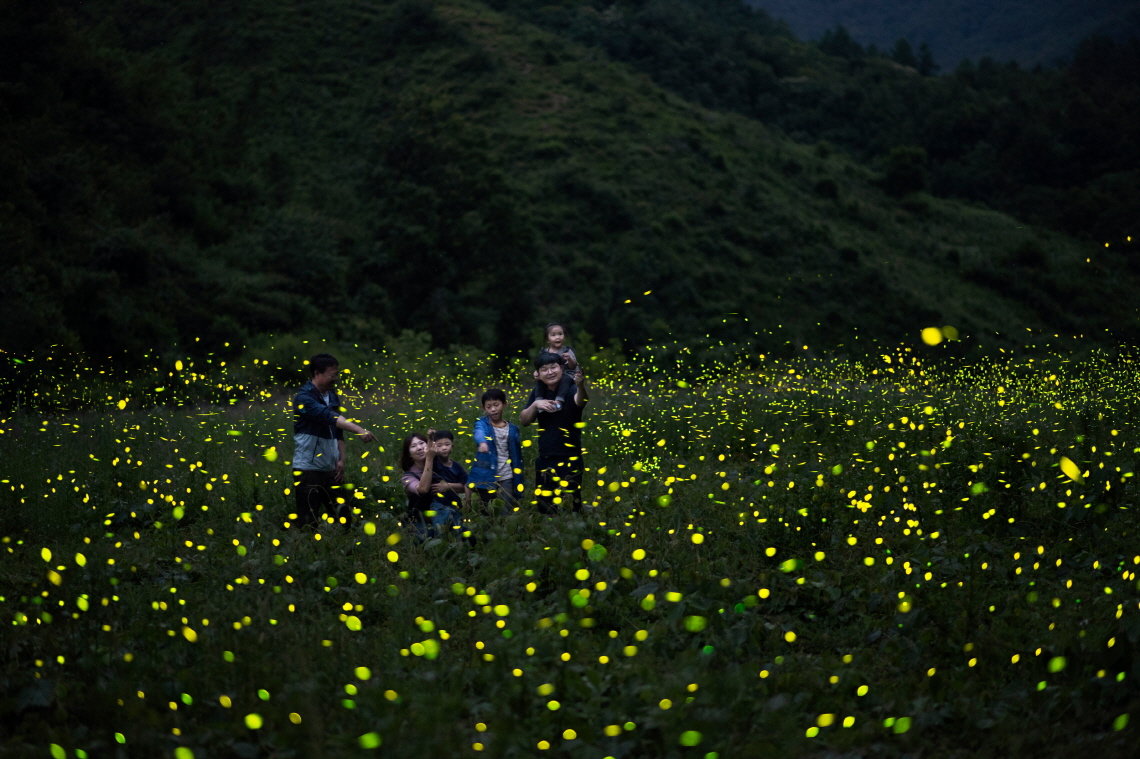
[2,334,1139,758]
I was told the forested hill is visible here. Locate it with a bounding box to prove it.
[747,0,1140,68]
[3,0,1138,364]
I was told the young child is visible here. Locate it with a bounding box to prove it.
[542,322,578,371]
[467,389,524,507]
[533,322,580,398]
[428,430,469,510]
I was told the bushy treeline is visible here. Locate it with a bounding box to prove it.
[2,0,1138,365]
[497,0,1140,240]
[750,0,1140,69]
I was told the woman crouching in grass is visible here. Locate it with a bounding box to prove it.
[399,431,464,540]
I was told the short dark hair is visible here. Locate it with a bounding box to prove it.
[307,353,338,377]
[545,322,567,339]
[534,351,563,370]
[432,429,454,441]
[481,388,507,405]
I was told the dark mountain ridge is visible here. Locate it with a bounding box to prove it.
[747,0,1140,67]
[2,0,1137,365]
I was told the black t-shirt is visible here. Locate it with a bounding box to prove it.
[434,459,467,509]
[435,459,466,482]
[526,378,584,460]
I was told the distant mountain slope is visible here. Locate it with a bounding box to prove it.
[2,0,1138,362]
[747,0,1140,66]
[492,1,1139,243]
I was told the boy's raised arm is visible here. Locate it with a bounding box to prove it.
[474,419,491,453]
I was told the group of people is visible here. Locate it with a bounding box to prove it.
[290,323,589,536]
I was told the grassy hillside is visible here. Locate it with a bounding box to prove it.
[502,1,1140,243]
[2,0,1138,363]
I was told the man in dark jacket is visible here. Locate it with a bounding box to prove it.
[520,352,588,514]
[291,353,375,528]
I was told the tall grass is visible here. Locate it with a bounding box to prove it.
[2,337,1138,757]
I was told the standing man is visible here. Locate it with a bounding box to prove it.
[520,352,588,514]
[291,353,376,528]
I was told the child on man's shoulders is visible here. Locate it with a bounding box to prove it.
[533,322,583,401]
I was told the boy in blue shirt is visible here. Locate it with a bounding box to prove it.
[467,388,524,508]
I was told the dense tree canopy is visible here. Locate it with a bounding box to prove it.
[2,0,1137,364]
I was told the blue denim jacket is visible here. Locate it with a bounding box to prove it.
[466,415,523,491]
